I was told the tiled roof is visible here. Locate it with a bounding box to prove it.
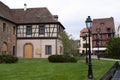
[0,1,61,24]
[11,8,58,24]
[0,1,13,21]
[80,28,88,37]
[91,17,115,34]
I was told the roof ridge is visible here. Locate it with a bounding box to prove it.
[93,17,113,20]
[11,7,48,10]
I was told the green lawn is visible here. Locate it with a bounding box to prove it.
[0,58,118,80]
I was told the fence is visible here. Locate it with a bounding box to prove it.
[99,61,120,80]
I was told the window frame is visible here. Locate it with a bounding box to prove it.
[39,24,45,35]
[26,25,32,35]
[3,23,6,32]
[45,45,52,55]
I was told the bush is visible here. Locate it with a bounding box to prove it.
[48,55,64,62]
[48,55,77,63]
[0,55,18,63]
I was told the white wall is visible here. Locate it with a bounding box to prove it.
[17,39,63,58]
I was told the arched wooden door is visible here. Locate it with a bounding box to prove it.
[24,43,33,58]
[1,42,7,54]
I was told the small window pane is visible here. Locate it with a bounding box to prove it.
[45,45,52,55]
[26,25,32,35]
[39,24,45,35]
[3,23,6,32]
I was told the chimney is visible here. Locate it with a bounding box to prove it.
[24,3,27,11]
[53,15,58,21]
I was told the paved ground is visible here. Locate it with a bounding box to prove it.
[91,55,120,61]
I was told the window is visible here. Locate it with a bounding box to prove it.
[13,46,15,56]
[45,45,52,55]
[26,25,32,35]
[83,44,86,48]
[83,37,86,41]
[100,22,104,26]
[95,40,101,46]
[97,34,101,38]
[83,43,89,48]
[107,33,111,38]
[39,24,45,35]
[93,34,97,38]
[82,50,85,53]
[3,23,6,32]
[13,26,16,35]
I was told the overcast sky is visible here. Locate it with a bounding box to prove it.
[1,0,120,39]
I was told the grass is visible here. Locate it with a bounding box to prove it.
[0,58,118,80]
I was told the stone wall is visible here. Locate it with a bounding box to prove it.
[0,18,16,55]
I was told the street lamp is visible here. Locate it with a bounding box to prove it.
[96,28,101,60]
[85,16,93,79]
[85,33,88,64]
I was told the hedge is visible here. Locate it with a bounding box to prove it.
[0,55,18,63]
[48,55,77,63]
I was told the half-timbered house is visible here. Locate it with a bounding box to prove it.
[0,1,65,58]
[79,17,115,54]
[91,17,115,54]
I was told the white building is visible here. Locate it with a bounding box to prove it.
[79,28,93,54]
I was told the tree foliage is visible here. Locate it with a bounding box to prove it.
[106,37,120,58]
[59,31,77,55]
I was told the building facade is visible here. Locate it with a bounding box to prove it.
[117,25,120,37]
[91,17,115,54]
[0,2,16,55]
[79,28,92,54]
[0,1,65,58]
[79,17,115,54]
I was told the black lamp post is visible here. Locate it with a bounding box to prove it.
[85,34,88,64]
[85,16,93,79]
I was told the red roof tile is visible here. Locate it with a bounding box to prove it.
[91,17,115,34]
[80,28,88,37]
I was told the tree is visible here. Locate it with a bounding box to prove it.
[106,37,120,58]
[59,31,77,55]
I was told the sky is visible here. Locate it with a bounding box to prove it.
[1,0,120,39]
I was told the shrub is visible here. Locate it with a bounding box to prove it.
[0,55,18,63]
[48,55,64,62]
[48,55,77,63]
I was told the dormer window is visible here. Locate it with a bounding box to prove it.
[96,27,101,32]
[100,22,104,26]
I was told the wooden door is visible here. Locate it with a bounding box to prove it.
[24,43,33,58]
